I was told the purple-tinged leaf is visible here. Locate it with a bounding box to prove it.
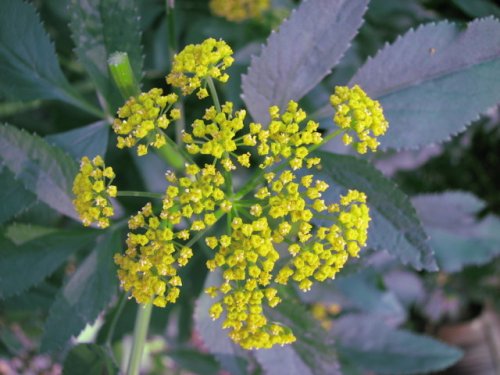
[242,0,368,124]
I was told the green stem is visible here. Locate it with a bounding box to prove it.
[117,191,164,199]
[206,77,221,113]
[108,52,140,99]
[127,303,153,375]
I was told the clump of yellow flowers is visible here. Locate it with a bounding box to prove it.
[330,85,389,154]
[72,156,117,228]
[209,0,270,22]
[72,38,388,350]
[166,38,234,99]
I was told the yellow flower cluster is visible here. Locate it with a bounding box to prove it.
[205,171,369,348]
[205,217,295,349]
[182,102,249,171]
[330,85,388,154]
[166,38,234,99]
[72,156,117,228]
[112,88,180,156]
[114,203,193,307]
[161,163,230,228]
[209,0,270,22]
[258,101,323,169]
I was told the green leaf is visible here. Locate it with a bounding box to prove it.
[316,151,436,271]
[0,229,97,299]
[167,348,220,375]
[0,167,36,225]
[68,0,144,109]
[346,18,500,150]
[0,123,79,220]
[254,295,341,375]
[412,192,500,272]
[42,230,121,352]
[46,121,110,161]
[0,0,101,116]
[194,270,249,375]
[242,0,368,124]
[333,314,463,374]
[4,223,58,245]
[63,344,118,375]
[452,0,500,18]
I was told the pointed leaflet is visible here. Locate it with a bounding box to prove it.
[0,230,97,299]
[315,151,436,271]
[242,0,368,124]
[319,18,500,149]
[46,121,110,161]
[42,230,121,352]
[412,192,500,272]
[0,124,79,220]
[333,314,462,374]
[68,0,143,109]
[0,0,99,115]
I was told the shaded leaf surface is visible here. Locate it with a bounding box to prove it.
[317,18,500,149]
[333,314,463,374]
[46,121,109,161]
[254,296,340,375]
[0,0,94,112]
[0,124,79,220]
[316,151,436,271]
[0,167,36,225]
[242,0,368,124]
[412,192,500,272]
[63,344,118,375]
[68,0,143,109]
[0,230,97,299]
[42,230,121,351]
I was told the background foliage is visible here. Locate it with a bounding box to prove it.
[0,0,499,374]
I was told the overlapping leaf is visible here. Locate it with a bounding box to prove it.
[333,314,462,374]
[413,192,500,272]
[0,167,36,225]
[68,0,143,109]
[0,124,79,220]
[46,121,110,161]
[242,0,368,124]
[42,230,121,351]
[318,18,500,150]
[63,344,118,375]
[0,230,97,299]
[316,151,436,271]
[0,0,101,116]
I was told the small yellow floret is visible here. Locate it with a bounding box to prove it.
[330,85,388,153]
[209,0,270,22]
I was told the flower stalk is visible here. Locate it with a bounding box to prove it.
[126,302,153,375]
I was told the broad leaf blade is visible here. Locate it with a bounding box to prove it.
[316,151,436,271]
[346,18,500,149]
[46,121,110,161]
[254,296,340,375]
[242,0,368,124]
[413,192,500,272]
[0,0,97,114]
[42,230,121,351]
[0,230,97,299]
[333,314,463,374]
[0,124,79,220]
[63,344,118,375]
[0,167,36,225]
[68,0,143,109]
